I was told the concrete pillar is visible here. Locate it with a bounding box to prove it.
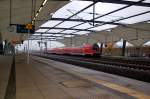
[4,40,8,54]
[10,43,15,55]
[44,42,47,53]
[122,40,126,56]
[0,33,3,54]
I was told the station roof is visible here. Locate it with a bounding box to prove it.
[0,0,150,44]
[33,0,150,41]
[0,0,68,42]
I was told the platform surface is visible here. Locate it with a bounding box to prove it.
[15,54,150,99]
[0,55,13,99]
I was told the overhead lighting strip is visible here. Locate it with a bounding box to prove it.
[32,0,48,24]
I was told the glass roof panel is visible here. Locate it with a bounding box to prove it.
[110,6,150,20]
[43,34,53,36]
[64,35,74,37]
[36,0,150,39]
[36,29,48,32]
[56,37,64,40]
[47,29,64,33]
[74,31,89,35]
[33,34,52,36]
[118,13,150,24]
[144,0,150,3]
[89,24,117,31]
[95,16,122,22]
[33,36,55,39]
[61,30,77,33]
[74,23,92,29]
[123,0,140,1]
[57,21,82,28]
[52,34,64,36]
[124,0,150,3]
[43,33,64,36]
[40,20,62,27]
[52,1,92,18]
[71,2,126,20]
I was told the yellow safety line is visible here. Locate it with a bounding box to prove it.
[77,74,150,99]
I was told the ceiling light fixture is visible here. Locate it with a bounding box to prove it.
[43,0,48,6]
[32,0,48,24]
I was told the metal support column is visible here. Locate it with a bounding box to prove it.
[44,42,47,53]
[122,40,126,56]
[27,29,30,64]
[0,33,3,55]
[100,43,103,57]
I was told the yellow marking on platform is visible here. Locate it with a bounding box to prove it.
[79,75,150,99]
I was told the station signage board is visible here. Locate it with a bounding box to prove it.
[16,24,35,34]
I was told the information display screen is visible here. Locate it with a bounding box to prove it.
[17,24,35,34]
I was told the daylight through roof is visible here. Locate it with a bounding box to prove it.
[32,0,150,40]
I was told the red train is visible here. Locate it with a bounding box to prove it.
[47,44,100,56]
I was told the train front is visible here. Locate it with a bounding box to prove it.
[82,43,100,56]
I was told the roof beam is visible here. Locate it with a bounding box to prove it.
[29,37,56,39]
[29,36,57,39]
[50,2,97,28]
[70,10,150,34]
[44,2,97,34]
[30,35,63,37]
[87,10,150,30]
[40,27,96,32]
[86,0,150,7]
[35,32,78,35]
[55,0,144,35]
[29,38,56,40]
[50,18,125,26]
[28,38,56,41]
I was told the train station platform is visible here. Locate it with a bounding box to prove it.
[0,55,13,99]
[14,54,150,99]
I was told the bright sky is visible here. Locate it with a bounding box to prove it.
[16,40,65,51]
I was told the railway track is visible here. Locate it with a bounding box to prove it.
[66,54,150,67]
[96,56,150,66]
[72,55,150,71]
[33,53,150,82]
[53,55,150,71]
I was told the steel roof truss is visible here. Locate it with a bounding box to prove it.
[85,0,150,7]
[53,0,144,35]
[40,27,96,32]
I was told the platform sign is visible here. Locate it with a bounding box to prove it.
[16,24,35,34]
[26,23,33,29]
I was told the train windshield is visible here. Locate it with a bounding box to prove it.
[92,43,100,51]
